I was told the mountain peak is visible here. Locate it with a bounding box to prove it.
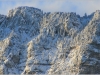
[0,7,100,74]
[7,6,42,18]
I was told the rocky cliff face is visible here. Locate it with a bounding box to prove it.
[0,6,100,74]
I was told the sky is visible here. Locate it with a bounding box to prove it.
[0,0,100,16]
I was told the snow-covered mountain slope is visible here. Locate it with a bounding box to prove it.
[0,6,100,74]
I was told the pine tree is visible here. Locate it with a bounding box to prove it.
[84,13,87,18]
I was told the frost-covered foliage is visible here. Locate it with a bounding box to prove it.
[0,6,100,74]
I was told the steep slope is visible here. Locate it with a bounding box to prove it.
[0,6,43,74]
[76,10,100,74]
[0,6,100,74]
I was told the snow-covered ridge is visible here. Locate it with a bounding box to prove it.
[0,6,100,74]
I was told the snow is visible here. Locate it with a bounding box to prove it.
[0,6,100,74]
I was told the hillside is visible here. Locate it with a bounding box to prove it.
[0,6,100,74]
